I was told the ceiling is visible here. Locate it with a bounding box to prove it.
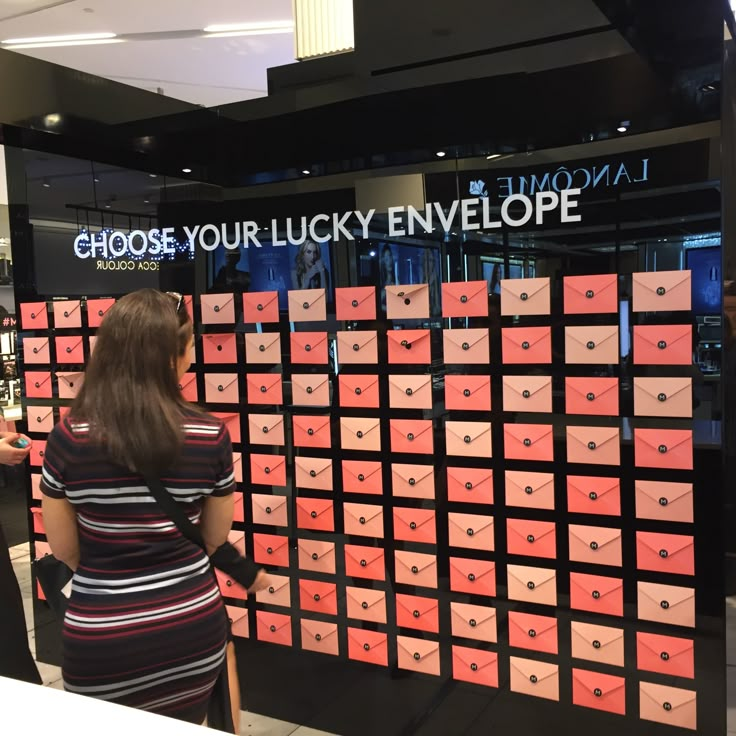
[0,0,296,106]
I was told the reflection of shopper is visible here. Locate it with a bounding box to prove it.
[422,249,441,315]
[212,250,249,292]
[292,240,329,291]
[380,244,397,287]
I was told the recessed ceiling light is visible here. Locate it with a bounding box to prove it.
[93,177,100,183]
[144,199,150,204]
[149,173,157,178]
[182,168,192,174]
[203,20,293,37]
[301,169,311,175]
[369,251,376,257]
[616,120,630,133]
[436,151,447,158]
[42,178,50,188]
[2,32,121,49]
[105,203,111,209]
[486,154,502,160]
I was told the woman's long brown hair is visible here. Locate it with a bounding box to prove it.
[70,289,195,475]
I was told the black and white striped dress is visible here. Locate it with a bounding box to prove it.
[40,413,234,724]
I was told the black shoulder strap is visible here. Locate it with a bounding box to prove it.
[144,474,206,551]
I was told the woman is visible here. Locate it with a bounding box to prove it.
[292,240,329,291]
[380,244,397,313]
[41,289,263,726]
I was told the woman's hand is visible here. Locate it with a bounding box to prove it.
[0,433,31,465]
[247,569,269,593]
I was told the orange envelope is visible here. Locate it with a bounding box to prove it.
[86,297,115,328]
[636,532,694,576]
[633,269,691,312]
[450,602,497,643]
[504,424,553,462]
[55,336,84,363]
[343,459,383,495]
[447,467,493,504]
[635,428,692,470]
[505,470,554,510]
[212,412,241,444]
[508,611,558,655]
[346,587,387,623]
[88,335,97,354]
[345,544,385,580]
[449,557,495,596]
[298,539,336,574]
[570,621,624,667]
[344,503,384,538]
[30,440,46,468]
[245,333,282,364]
[347,627,388,667]
[396,594,439,633]
[393,463,436,500]
[565,326,619,364]
[569,525,622,566]
[448,513,494,551]
[201,293,235,324]
[572,668,625,715]
[246,373,283,405]
[293,414,332,449]
[292,374,329,407]
[386,284,430,320]
[563,274,618,314]
[30,506,45,533]
[393,507,436,544]
[442,280,488,318]
[635,480,693,523]
[508,565,557,605]
[640,682,696,731]
[634,377,692,418]
[445,375,492,412]
[336,330,378,364]
[203,333,238,364]
[390,419,433,454]
[507,519,556,559]
[397,636,440,676]
[387,329,432,364]
[233,492,244,523]
[336,286,376,321]
[28,406,54,434]
[253,533,290,567]
[243,291,279,324]
[565,377,619,416]
[296,498,334,532]
[570,572,623,616]
[250,453,287,487]
[567,475,620,516]
[57,372,84,399]
[256,611,292,647]
[500,277,550,316]
[295,456,334,491]
[395,550,437,588]
[388,374,433,410]
[251,493,288,527]
[248,414,285,446]
[340,417,382,452]
[26,371,52,399]
[204,373,239,404]
[339,374,380,409]
[633,324,692,365]
[24,338,50,364]
[452,646,498,688]
[288,288,326,322]
[443,328,490,365]
[20,301,48,330]
[226,605,249,638]
[301,619,339,656]
[290,331,328,364]
[217,569,247,600]
[502,376,552,413]
[178,373,197,402]
[31,474,42,501]
[52,299,82,329]
[566,426,620,466]
[299,579,337,615]
[501,327,551,364]
[510,657,559,701]
[637,632,694,679]
[446,421,492,458]
[256,574,291,608]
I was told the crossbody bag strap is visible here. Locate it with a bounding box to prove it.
[143,474,206,552]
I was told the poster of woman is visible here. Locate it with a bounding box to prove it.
[291,240,331,293]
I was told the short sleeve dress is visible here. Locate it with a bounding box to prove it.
[40,412,234,724]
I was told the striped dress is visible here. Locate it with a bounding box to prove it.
[40,412,234,724]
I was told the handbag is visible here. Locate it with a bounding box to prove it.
[33,552,73,619]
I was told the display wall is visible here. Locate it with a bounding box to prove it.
[11,134,725,736]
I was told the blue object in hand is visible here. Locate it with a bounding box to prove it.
[12,438,29,449]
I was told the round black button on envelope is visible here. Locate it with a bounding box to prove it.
[460,295,468,303]
[311,553,318,560]
[525,486,533,495]
[657,286,666,296]
[466,528,474,536]
[588,441,596,450]
[589,492,598,500]
[404,298,411,306]
[658,340,667,349]
[310,470,317,477]
[263,426,269,433]
[592,640,601,649]
[216,384,224,392]
[352,299,359,307]
[357,431,364,439]
[663,703,672,712]
[260,386,266,393]
[661,651,670,661]
[66,347,72,353]
[406,388,413,396]
[361,601,368,609]
[468,573,476,581]
[409,522,417,530]
[661,600,669,609]
[398,292,405,297]
[527,581,535,590]
[360,559,367,567]
[35,382,40,388]
[522,341,530,350]
[659,549,668,558]
[586,341,595,350]
[411,566,419,574]
[257,304,264,311]
[359,517,366,524]
[265,507,272,514]
[413,652,421,661]
[264,467,271,474]
[315,634,322,642]
[462,342,470,351]
[314,594,320,601]
[527,535,535,543]
[586,290,594,299]
[307,428,314,436]
[586,393,595,401]
[530,675,538,684]
[305,344,312,352]
[358,474,365,481]
[33,348,39,353]
[469,619,477,627]
[259,345,265,352]
[522,390,531,399]
[307,387,313,394]
[268,586,275,594]
[355,388,362,395]
[409,478,416,486]
[353,344,360,352]
[590,541,599,550]
[523,438,532,447]
[470,663,478,671]
[267,547,273,554]
[463,389,471,397]
[413,610,420,618]
[363,643,370,651]
[520,293,528,301]
[217,344,223,352]
[659,497,669,506]
[594,688,602,698]
[302,302,309,309]
[592,590,600,599]
[466,482,473,490]
[464,435,471,444]
[528,629,536,638]
[214,305,220,313]
[226,580,233,587]
[658,393,667,402]
[407,433,414,441]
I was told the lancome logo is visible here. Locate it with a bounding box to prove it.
[469,158,650,199]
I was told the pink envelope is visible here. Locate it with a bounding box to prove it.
[256,611,292,647]
[452,646,498,688]
[508,611,558,655]
[445,375,492,412]
[336,286,376,321]
[233,492,244,523]
[395,550,437,588]
[339,374,380,409]
[292,374,329,407]
[636,532,694,576]
[633,270,691,312]
[294,456,334,491]
[447,466,493,504]
[250,453,287,487]
[450,602,497,643]
[255,574,291,608]
[504,424,553,462]
[20,302,48,330]
[569,524,622,566]
[57,371,84,399]
[500,277,550,316]
[346,587,387,623]
[201,293,235,324]
[446,421,492,458]
[505,470,554,510]
[342,459,383,495]
[396,635,440,676]
[396,594,439,633]
[225,606,249,639]
[298,539,336,574]
[337,330,378,364]
[565,326,619,364]
[253,533,290,567]
[288,289,326,322]
[634,324,693,365]
[386,284,430,320]
[502,376,552,413]
[565,377,619,416]
[301,619,339,656]
[27,406,54,434]
[216,569,247,600]
[245,333,282,364]
[393,507,436,544]
[204,373,239,404]
[293,414,331,449]
[290,331,329,365]
[30,441,46,468]
[86,298,115,327]
[448,512,494,551]
[247,373,283,406]
[634,428,692,470]
[392,463,436,500]
[566,426,620,466]
[24,338,50,364]
[296,497,334,532]
[570,572,623,616]
[449,558,495,596]
[640,682,696,731]
[55,336,84,364]
[388,374,433,410]
[637,632,694,679]
[442,280,488,318]
[344,502,384,538]
[572,667,625,715]
[507,565,557,606]
[570,621,624,667]
[53,300,82,329]
[635,480,693,523]
[509,656,559,701]
[564,274,618,314]
[347,628,388,667]
[178,373,198,402]
[341,417,382,452]
[248,414,285,446]
[251,493,288,526]
[501,327,552,364]
[31,474,42,501]
[567,475,621,516]
[345,544,385,581]
[387,329,432,364]
[507,519,556,559]
[203,333,238,364]
[443,329,490,365]
[26,371,53,399]
[243,291,279,324]
[634,377,692,418]
[389,419,433,454]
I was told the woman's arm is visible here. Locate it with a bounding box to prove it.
[42,496,79,570]
[200,493,234,556]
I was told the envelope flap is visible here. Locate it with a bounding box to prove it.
[206,374,239,390]
[635,481,692,504]
[345,503,383,523]
[338,331,377,348]
[343,375,380,392]
[396,596,438,617]
[501,277,549,299]
[204,293,234,309]
[566,378,618,399]
[395,508,435,529]
[572,623,623,648]
[505,424,553,444]
[299,540,335,558]
[508,565,556,587]
[446,375,491,394]
[509,613,558,638]
[27,372,51,385]
[250,414,285,432]
[347,587,386,608]
[254,534,289,552]
[393,464,434,484]
[504,376,552,396]
[450,558,494,579]
[638,633,693,658]
[296,456,333,475]
[635,377,691,401]
[572,669,625,696]
[637,532,693,557]
[389,375,432,393]
[296,498,332,517]
[445,281,487,301]
[387,284,428,299]
[342,418,381,437]
[293,415,330,433]
[27,338,49,349]
[447,421,491,443]
[397,637,439,659]
[251,454,286,472]
[570,525,621,548]
[227,606,248,624]
[55,300,81,314]
[510,658,558,683]
[636,429,692,453]
[302,619,338,639]
[634,270,691,294]
[508,519,555,542]
[299,579,336,598]
[205,333,235,345]
[640,683,697,710]
[387,329,430,346]
[247,332,281,348]
[29,407,54,421]
[345,546,384,566]
[344,461,382,481]
[396,551,435,573]
[506,471,554,493]
[568,426,619,448]
[59,337,84,349]
[56,371,84,384]
[246,291,278,307]
[635,325,691,347]
[258,613,290,633]
[451,603,496,627]
[449,513,494,534]
[444,329,488,350]
[348,629,386,648]
[253,494,288,512]
[178,373,197,389]
[569,475,619,497]
[503,327,549,348]
[567,326,618,347]
[572,575,622,598]
[391,420,433,440]
[293,374,329,391]
[337,286,374,306]
[447,468,492,486]
[291,288,325,307]
[292,331,328,348]
[453,647,497,670]
[565,273,617,297]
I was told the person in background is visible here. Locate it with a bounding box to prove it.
[292,240,329,291]
[40,290,266,728]
[0,432,39,685]
[380,244,397,312]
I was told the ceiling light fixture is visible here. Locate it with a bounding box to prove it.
[149,173,157,178]
[301,169,312,175]
[436,151,447,158]
[486,154,502,160]
[203,20,294,38]
[2,32,121,49]
[182,168,192,174]
[42,178,51,188]
[616,120,630,133]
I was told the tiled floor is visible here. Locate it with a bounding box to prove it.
[8,543,339,736]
